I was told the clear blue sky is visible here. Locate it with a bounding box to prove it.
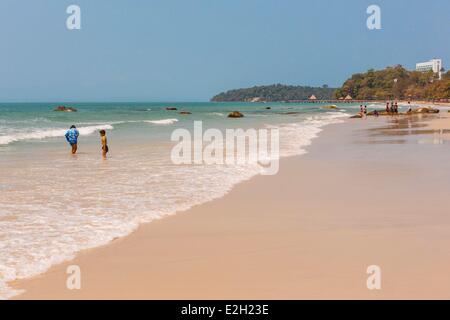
[0,0,449,102]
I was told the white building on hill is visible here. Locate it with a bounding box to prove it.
[416,59,443,80]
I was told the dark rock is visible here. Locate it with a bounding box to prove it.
[228,111,244,118]
[166,107,178,111]
[321,105,338,110]
[367,110,385,116]
[179,111,192,115]
[413,107,439,114]
[54,106,77,112]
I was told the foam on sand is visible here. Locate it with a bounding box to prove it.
[0,111,348,299]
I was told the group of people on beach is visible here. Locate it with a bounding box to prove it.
[385,101,400,114]
[358,101,413,118]
[360,101,400,116]
[359,104,379,117]
[360,105,369,116]
[65,125,109,158]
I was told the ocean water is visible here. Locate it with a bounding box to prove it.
[0,102,358,299]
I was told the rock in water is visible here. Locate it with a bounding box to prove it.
[166,107,178,111]
[350,114,362,119]
[413,107,439,114]
[54,106,77,112]
[179,111,192,115]
[228,111,244,118]
[321,105,338,110]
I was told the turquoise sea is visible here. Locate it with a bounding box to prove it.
[0,102,355,146]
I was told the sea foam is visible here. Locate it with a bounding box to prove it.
[145,118,179,125]
[0,124,114,146]
[0,111,347,299]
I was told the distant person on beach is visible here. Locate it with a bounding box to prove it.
[360,105,364,115]
[99,129,109,158]
[394,102,399,114]
[364,105,367,115]
[386,102,390,113]
[374,109,379,117]
[65,125,79,154]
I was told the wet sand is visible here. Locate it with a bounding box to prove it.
[12,113,450,299]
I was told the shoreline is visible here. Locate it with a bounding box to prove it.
[0,105,344,299]
[210,100,450,107]
[11,112,450,299]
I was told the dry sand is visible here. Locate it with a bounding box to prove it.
[12,113,450,299]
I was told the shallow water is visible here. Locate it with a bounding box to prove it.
[0,101,356,298]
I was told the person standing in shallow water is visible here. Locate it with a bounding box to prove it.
[99,130,109,158]
[65,125,79,154]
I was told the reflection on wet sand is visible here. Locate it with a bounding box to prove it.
[360,139,409,145]
[371,129,450,137]
[418,136,448,145]
[363,114,450,145]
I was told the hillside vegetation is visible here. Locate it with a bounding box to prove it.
[211,84,335,102]
[334,65,450,100]
[211,66,449,102]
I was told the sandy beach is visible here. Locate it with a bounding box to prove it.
[10,111,450,300]
[2,0,449,305]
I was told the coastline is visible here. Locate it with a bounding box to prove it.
[11,111,450,299]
